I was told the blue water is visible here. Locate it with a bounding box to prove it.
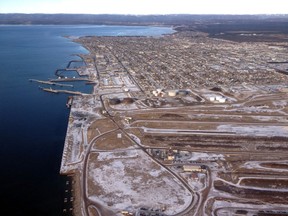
[0,25,174,216]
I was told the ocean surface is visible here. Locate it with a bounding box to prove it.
[0,25,174,216]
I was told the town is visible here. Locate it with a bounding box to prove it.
[55,28,288,216]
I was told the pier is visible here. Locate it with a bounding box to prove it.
[67,60,84,69]
[29,79,73,87]
[49,77,90,82]
[39,86,85,95]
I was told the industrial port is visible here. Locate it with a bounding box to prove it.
[32,25,288,216]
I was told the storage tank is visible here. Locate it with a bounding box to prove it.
[215,95,222,101]
[218,97,227,103]
[109,98,121,105]
[122,98,135,104]
[168,90,177,97]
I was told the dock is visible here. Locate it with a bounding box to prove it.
[39,86,84,95]
[29,79,73,87]
[49,78,90,82]
[39,87,59,94]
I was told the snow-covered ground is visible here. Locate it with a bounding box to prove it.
[217,125,288,137]
[251,115,288,123]
[87,149,193,215]
[241,160,288,172]
[60,95,103,173]
[186,152,225,161]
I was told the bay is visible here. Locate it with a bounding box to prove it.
[0,25,174,216]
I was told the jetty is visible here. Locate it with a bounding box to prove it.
[67,60,84,69]
[29,79,73,87]
[55,68,83,78]
[39,86,84,95]
[49,77,90,82]
[39,87,59,94]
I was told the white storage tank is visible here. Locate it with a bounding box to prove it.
[168,90,177,97]
[215,95,222,101]
[209,96,216,102]
[219,97,227,103]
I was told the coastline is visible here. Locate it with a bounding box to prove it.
[60,28,177,215]
[1,20,288,215]
[0,24,178,215]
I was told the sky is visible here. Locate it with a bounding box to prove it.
[0,0,287,15]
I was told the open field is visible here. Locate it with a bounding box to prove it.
[86,150,193,215]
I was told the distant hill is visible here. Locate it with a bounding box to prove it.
[0,13,288,26]
[1,14,288,37]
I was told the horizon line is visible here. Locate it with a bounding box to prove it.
[1,13,288,16]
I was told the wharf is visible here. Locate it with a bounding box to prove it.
[49,78,90,82]
[30,79,74,87]
[39,87,84,95]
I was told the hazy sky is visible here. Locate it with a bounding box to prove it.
[0,0,287,14]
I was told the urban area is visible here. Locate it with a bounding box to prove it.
[37,27,288,216]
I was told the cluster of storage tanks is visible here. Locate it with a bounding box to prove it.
[152,89,190,97]
[209,95,227,103]
[109,97,136,105]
